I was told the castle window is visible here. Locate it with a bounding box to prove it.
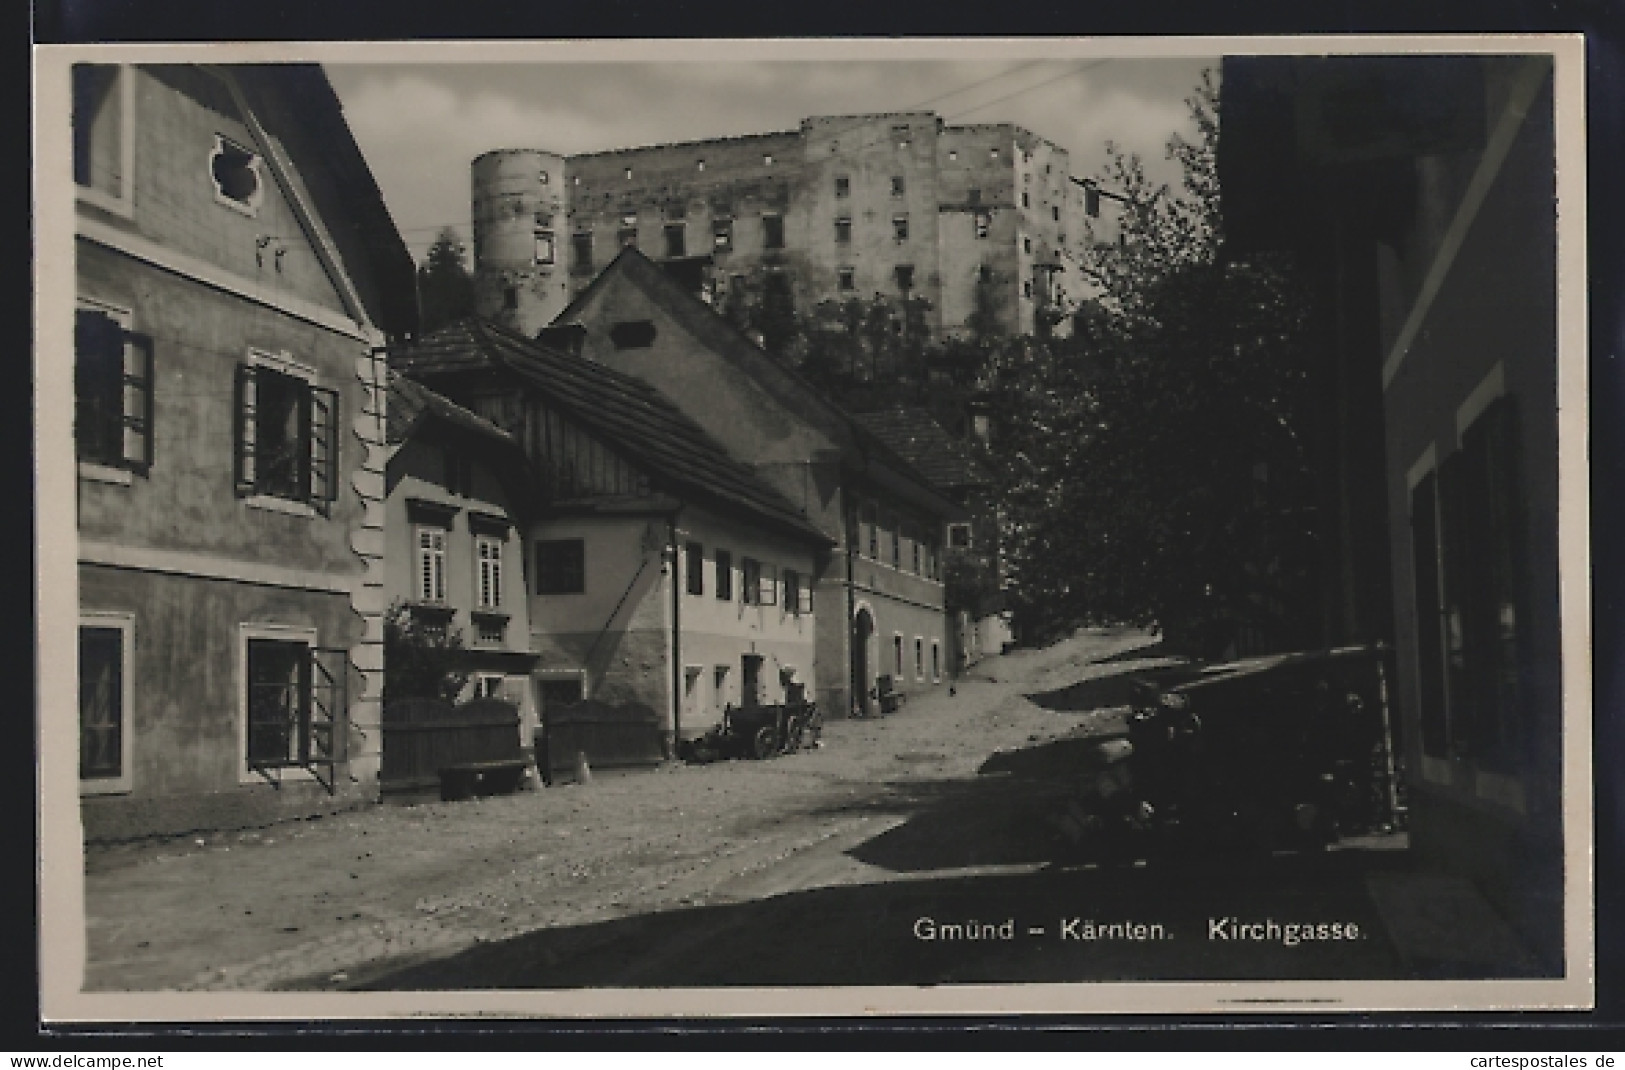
[503,286,518,310]
[1052,205,1060,221]
[948,149,958,161]
[838,267,855,291]
[892,124,910,147]
[664,222,686,259]
[834,216,852,244]
[1022,192,1030,208]
[539,170,550,185]
[835,175,850,198]
[891,176,905,197]
[624,167,633,180]
[713,218,733,252]
[697,159,706,172]
[763,153,774,166]
[892,215,909,242]
[533,229,555,265]
[895,264,914,292]
[762,213,785,250]
[974,211,991,239]
[571,232,593,275]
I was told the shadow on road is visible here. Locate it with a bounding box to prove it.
[1023,660,1194,713]
[343,838,1543,991]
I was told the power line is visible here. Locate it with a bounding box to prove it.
[947,59,1112,121]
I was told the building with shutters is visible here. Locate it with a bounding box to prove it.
[1219,53,1569,970]
[383,375,541,750]
[71,63,416,840]
[390,320,832,760]
[469,113,1124,344]
[548,248,965,720]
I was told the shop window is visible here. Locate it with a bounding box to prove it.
[536,538,586,594]
[75,305,153,474]
[685,541,705,596]
[715,549,733,601]
[210,134,264,215]
[79,616,133,792]
[234,355,338,507]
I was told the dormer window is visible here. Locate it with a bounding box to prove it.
[210,135,264,215]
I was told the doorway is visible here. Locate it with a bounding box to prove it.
[852,607,875,717]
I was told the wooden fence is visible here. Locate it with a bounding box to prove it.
[538,700,665,783]
[380,696,524,795]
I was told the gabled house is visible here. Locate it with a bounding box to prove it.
[384,375,539,734]
[851,406,1014,670]
[71,64,416,840]
[549,247,966,718]
[391,320,833,759]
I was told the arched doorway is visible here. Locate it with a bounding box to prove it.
[852,606,875,717]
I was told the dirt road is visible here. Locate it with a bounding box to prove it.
[84,627,1163,991]
[82,626,1522,992]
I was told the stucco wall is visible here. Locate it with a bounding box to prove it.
[75,244,372,576]
[384,435,538,736]
[78,566,368,842]
[114,66,351,317]
[471,148,571,336]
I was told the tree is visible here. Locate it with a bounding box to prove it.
[416,228,477,335]
[383,601,469,703]
[986,68,1321,656]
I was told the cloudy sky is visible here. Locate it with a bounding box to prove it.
[325,47,1216,263]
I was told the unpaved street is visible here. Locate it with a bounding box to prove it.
[83,627,1490,992]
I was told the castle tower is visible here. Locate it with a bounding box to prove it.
[471,149,571,337]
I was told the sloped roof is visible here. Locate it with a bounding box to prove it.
[553,247,964,521]
[850,407,991,493]
[386,372,515,447]
[392,319,832,547]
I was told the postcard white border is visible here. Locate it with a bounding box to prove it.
[34,33,1592,1022]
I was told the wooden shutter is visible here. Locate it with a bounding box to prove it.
[798,578,814,615]
[759,563,778,606]
[122,330,154,472]
[74,309,123,465]
[309,385,339,504]
[233,364,258,495]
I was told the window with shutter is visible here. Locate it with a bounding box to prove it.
[742,558,760,605]
[797,577,814,615]
[234,355,335,508]
[75,307,153,473]
[758,563,778,606]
